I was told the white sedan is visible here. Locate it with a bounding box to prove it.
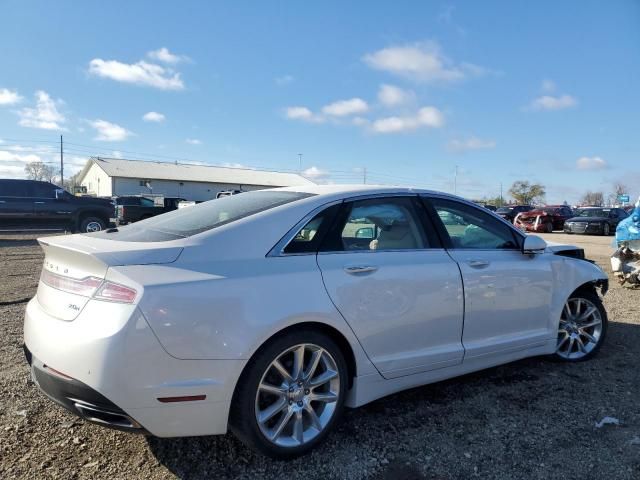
[24,185,608,457]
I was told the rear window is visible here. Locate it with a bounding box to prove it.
[93,190,313,241]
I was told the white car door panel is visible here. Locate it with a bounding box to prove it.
[447,249,553,358]
[425,197,554,360]
[317,250,464,378]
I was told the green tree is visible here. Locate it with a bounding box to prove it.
[508,181,545,205]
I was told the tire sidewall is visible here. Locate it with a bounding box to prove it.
[230,329,348,459]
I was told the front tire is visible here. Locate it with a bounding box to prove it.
[602,223,610,236]
[554,290,607,362]
[229,329,348,458]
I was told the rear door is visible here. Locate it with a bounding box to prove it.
[424,196,554,359]
[31,182,73,228]
[315,195,465,379]
[0,180,34,228]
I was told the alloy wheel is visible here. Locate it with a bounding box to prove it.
[254,343,340,448]
[556,297,603,360]
[86,221,103,232]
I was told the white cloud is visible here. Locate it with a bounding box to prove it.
[88,58,184,90]
[186,138,202,145]
[363,42,487,83]
[275,75,295,86]
[18,90,66,130]
[0,88,22,105]
[112,150,123,158]
[302,166,331,183]
[447,137,496,153]
[377,84,415,107]
[142,111,165,122]
[371,106,445,134]
[576,156,607,170]
[285,106,325,123]
[529,94,578,111]
[0,150,42,164]
[322,98,369,117]
[90,119,133,141]
[147,47,189,64]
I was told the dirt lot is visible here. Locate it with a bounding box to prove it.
[1,232,639,479]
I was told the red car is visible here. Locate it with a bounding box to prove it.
[514,205,574,233]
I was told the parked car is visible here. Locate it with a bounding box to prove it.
[564,207,629,236]
[216,189,243,198]
[0,179,114,232]
[24,185,609,458]
[514,205,574,233]
[495,205,533,223]
[115,196,184,225]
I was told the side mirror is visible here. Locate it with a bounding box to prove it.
[522,235,547,254]
[55,189,65,200]
[355,227,374,239]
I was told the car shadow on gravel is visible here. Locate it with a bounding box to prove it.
[145,318,640,480]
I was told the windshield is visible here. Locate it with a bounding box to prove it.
[496,207,514,213]
[92,190,313,241]
[578,209,608,218]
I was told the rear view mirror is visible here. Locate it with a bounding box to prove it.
[523,235,547,254]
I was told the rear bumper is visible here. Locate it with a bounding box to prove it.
[26,346,146,433]
[23,297,246,437]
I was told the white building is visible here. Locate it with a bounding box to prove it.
[76,157,314,200]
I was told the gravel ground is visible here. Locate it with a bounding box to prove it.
[1,233,639,479]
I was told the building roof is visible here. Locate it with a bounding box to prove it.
[78,157,315,187]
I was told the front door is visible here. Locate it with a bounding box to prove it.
[425,197,554,359]
[316,196,464,379]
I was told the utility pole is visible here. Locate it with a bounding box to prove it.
[298,153,303,172]
[60,135,64,187]
[363,167,367,184]
[454,165,458,195]
[500,182,503,207]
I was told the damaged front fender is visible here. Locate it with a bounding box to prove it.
[611,197,640,288]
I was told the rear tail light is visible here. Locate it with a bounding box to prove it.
[94,281,137,303]
[41,269,102,296]
[40,269,137,304]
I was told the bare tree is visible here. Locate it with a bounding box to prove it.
[24,161,56,183]
[581,191,604,206]
[508,181,545,205]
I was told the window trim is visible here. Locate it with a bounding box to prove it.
[267,200,344,257]
[421,194,526,251]
[319,194,439,254]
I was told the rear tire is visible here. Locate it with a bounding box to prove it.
[544,222,553,233]
[602,223,610,236]
[229,329,348,458]
[553,289,607,362]
[78,216,106,233]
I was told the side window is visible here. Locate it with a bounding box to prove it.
[0,181,26,197]
[283,204,341,254]
[326,197,428,252]
[30,182,56,198]
[428,198,520,250]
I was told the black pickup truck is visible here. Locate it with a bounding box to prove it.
[115,196,184,225]
[0,179,115,232]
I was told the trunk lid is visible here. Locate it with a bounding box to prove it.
[36,234,183,321]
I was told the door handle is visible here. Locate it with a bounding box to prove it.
[344,265,378,274]
[467,260,490,269]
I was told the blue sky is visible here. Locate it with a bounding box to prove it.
[1,0,639,203]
